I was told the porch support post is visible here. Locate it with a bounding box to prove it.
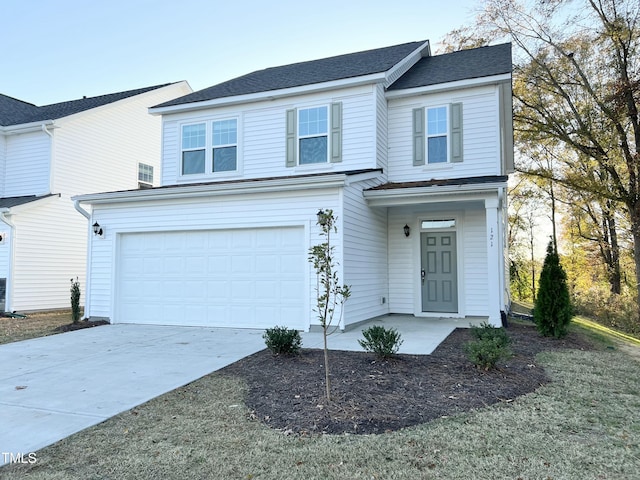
[485,197,502,326]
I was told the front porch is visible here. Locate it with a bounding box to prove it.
[301,314,487,355]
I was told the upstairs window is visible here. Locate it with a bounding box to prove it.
[427,106,448,164]
[212,119,237,172]
[286,103,342,167]
[138,162,154,188]
[412,103,463,166]
[181,119,238,176]
[298,106,328,164]
[182,123,206,175]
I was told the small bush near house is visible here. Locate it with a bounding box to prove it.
[358,325,403,358]
[464,322,512,370]
[263,326,302,355]
[70,277,81,324]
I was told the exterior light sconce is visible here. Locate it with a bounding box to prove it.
[92,222,104,237]
[404,224,410,237]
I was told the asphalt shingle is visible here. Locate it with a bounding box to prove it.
[388,43,512,90]
[154,41,428,108]
[1,84,173,127]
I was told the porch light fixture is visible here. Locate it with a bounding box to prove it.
[403,224,410,237]
[92,222,103,237]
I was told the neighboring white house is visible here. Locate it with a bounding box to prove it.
[0,81,193,312]
[74,41,513,329]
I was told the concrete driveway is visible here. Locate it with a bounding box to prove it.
[0,324,266,464]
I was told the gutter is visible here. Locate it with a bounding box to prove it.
[363,181,507,206]
[385,74,512,100]
[73,173,350,205]
[0,120,55,136]
[73,199,91,219]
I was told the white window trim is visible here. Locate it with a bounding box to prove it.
[179,117,241,179]
[426,105,450,165]
[297,105,329,165]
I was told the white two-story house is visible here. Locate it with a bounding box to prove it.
[74,40,513,330]
[0,82,192,312]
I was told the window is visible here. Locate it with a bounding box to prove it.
[412,103,463,166]
[181,119,238,176]
[421,219,456,229]
[286,103,342,167]
[182,123,206,174]
[138,163,154,188]
[298,106,328,164]
[212,119,237,172]
[427,107,448,164]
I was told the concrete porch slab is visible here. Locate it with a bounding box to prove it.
[301,315,472,355]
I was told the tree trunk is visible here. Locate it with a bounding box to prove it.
[323,327,331,402]
[604,204,621,294]
[629,204,640,319]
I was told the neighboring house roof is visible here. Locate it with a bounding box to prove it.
[0,194,58,208]
[154,41,427,108]
[366,175,509,191]
[0,84,174,127]
[387,43,512,90]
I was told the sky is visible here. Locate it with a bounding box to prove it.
[1,0,480,106]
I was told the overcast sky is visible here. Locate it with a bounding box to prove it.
[2,0,480,106]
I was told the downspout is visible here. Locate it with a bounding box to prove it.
[497,186,509,317]
[74,200,92,319]
[0,208,15,313]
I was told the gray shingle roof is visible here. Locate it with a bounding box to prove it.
[0,194,57,209]
[388,43,512,90]
[1,84,173,127]
[154,41,428,108]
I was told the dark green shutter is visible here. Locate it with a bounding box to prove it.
[450,102,463,163]
[412,107,425,166]
[330,102,342,163]
[286,109,297,167]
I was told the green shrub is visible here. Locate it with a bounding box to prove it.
[263,326,302,355]
[464,323,511,370]
[358,325,403,358]
[535,242,573,338]
[70,277,81,324]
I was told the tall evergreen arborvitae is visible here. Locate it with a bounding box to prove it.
[534,242,573,338]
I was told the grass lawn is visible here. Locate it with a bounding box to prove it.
[0,311,78,345]
[1,320,639,479]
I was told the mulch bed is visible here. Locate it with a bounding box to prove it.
[53,319,110,333]
[220,322,595,435]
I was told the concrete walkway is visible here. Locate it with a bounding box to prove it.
[0,316,460,464]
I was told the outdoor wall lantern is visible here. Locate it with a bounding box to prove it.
[92,222,104,237]
[404,224,410,237]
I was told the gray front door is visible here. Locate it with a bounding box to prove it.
[421,232,458,313]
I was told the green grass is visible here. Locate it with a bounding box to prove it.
[3,322,639,479]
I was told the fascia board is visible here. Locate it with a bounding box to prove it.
[383,40,431,88]
[385,73,512,100]
[74,175,349,205]
[363,182,506,207]
[149,74,386,116]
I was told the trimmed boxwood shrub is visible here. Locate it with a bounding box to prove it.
[263,326,302,355]
[464,322,512,370]
[359,325,403,358]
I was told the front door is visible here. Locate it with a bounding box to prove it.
[421,232,458,313]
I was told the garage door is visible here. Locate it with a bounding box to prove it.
[116,227,306,329]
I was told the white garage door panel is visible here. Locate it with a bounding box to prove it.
[117,227,305,329]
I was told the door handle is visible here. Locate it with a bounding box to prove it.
[421,269,425,284]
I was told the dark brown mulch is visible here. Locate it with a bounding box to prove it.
[53,320,110,333]
[219,322,595,435]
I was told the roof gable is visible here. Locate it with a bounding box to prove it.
[388,43,512,90]
[154,41,428,108]
[1,84,173,127]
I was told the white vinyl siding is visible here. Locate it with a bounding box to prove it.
[161,85,378,185]
[3,131,50,196]
[0,135,6,194]
[10,196,88,311]
[342,178,389,325]
[387,85,501,182]
[86,187,343,328]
